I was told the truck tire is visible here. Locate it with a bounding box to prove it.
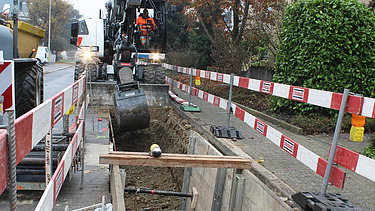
[143,66,165,84]
[15,63,44,118]
[74,62,98,81]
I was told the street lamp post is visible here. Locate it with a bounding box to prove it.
[48,0,51,62]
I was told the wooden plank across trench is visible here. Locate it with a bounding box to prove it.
[99,151,251,169]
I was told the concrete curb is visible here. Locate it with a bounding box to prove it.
[236,104,303,135]
[170,101,296,200]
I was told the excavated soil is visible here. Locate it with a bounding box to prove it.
[114,107,191,210]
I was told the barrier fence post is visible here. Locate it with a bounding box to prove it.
[45,129,53,185]
[226,73,234,128]
[321,89,349,194]
[188,67,193,106]
[80,73,87,189]
[171,66,175,90]
[6,108,17,210]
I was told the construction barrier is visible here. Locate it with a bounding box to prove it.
[166,76,375,189]
[0,70,86,210]
[34,75,88,211]
[163,64,375,118]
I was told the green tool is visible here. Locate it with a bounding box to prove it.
[180,103,201,112]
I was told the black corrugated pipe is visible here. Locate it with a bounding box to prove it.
[124,188,192,198]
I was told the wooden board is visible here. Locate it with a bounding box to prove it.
[99,152,251,169]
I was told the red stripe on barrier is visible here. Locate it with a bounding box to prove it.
[0,62,10,74]
[2,85,13,114]
[0,130,8,195]
[214,96,220,106]
[280,135,298,158]
[316,158,346,190]
[238,77,249,89]
[205,71,210,79]
[332,145,359,172]
[331,94,363,114]
[255,119,268,136]
[15,112,33,165]
[51,93,64,127]
[203,92,209,101]
[72,82,79,104]
[235,106,246,121]
[217,73,223,82]
[52,160,65,203]
[289,86,309,103]
[260,81,274,95]
[196,70,201,78]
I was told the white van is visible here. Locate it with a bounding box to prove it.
[35,46,50,63]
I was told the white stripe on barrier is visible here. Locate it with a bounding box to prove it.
[361,97,375,118]
[63,86,73,113]
[210,72,217,81]
[273,83,290,98]
[31,100,52,147]
[63,144,73,177]
[265,127,282,146]
[296,145,319,171]
[223,74,231,84]
[248,78,261,92]
[35,180,54,211]
[233,76,240,86]
[356,155,375,181]
[219,98,228,110]
[244,112,256,129]
[307,89,332,108]
[207,94,214,104]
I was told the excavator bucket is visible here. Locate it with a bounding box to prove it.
[113,83,150,132]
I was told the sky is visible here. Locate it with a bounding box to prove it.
[67,0,107,19]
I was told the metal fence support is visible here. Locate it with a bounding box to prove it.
[226,73,234,128]
[230,173,246,211]
[63,114,69,134]
[6,108,17,210]
[171,66,175,90]
[45,129,53,184]
[321,89,350,194]
[80,72,88,189]
[211,168,227,210]
[188,67,193,106]
[180,136,196,210]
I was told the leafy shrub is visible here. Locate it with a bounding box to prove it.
[362,133,375,159]
[273,0,375,114]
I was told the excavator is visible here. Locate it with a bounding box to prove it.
[71,0,168,132]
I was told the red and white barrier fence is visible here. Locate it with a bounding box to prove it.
[0,75,86,198]
[35,120,84,210]
[167,76,375,188]
[163,64,375,118]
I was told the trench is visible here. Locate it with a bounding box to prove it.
[113,107,191,210]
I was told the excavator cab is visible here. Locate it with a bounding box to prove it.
[71,0,168,133]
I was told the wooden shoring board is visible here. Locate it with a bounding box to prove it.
[99,152,251,169]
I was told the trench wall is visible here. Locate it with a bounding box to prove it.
[184,131,292,211]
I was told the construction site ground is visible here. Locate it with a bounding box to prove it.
[0,63,373,210]
[170,87,375,210]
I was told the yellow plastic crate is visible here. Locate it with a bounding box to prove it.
[350,126,364,142]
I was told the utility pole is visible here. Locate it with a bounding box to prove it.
[48,0,51,62]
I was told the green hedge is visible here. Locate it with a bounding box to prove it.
[273,0,375,114]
